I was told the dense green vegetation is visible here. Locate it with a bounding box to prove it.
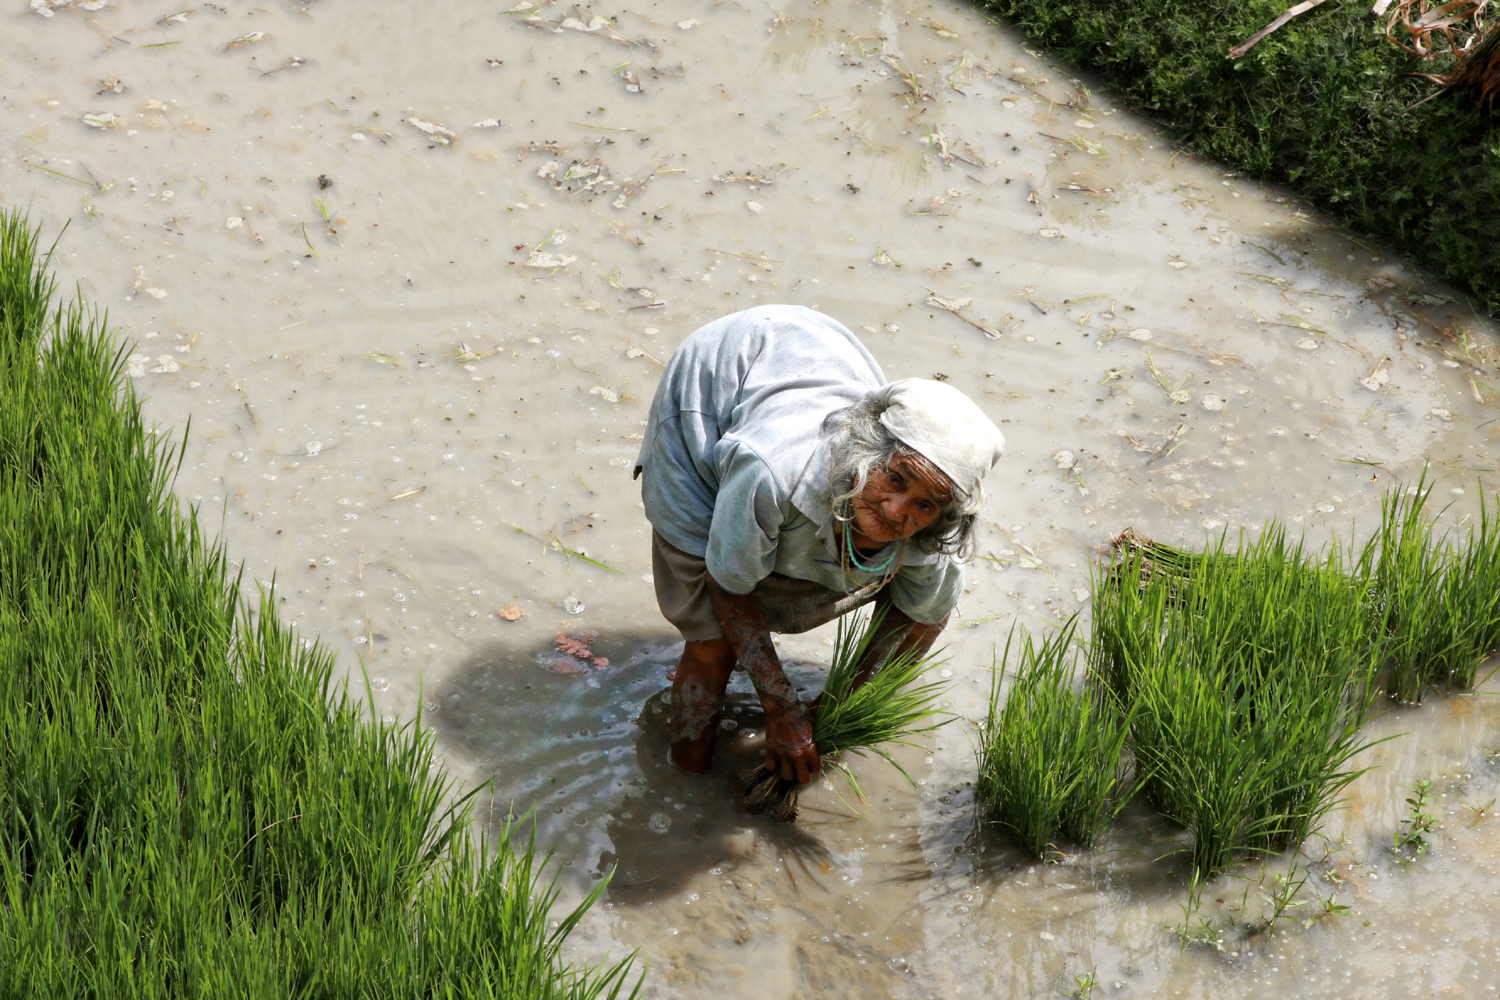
[0,212,638,998]
[978,484,1500,882]
[976,619,1131,857]
[977,0,1500,315]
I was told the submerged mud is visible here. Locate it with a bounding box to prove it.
[5,0,1500,996]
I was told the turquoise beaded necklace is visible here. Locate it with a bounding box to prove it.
[843,523,901,574]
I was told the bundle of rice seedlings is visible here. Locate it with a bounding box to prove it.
[1450,488,1500,673]
[1354,475,1467,702]
[975,618,1132,858]
[742,608,951,822]
[1098,527,1382,882]
[1356,472,1500,700]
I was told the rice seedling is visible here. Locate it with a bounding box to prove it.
[1355,472,1500,701]
[1356,474,1461,702]
[1392,778,1438,858]
[1094,526,1383,883]
[0,211,639,999]
[1437,485,1500,683]
[975,618,1132,858]
[742,608,951,822]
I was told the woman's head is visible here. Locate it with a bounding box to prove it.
[827,380,1003,558]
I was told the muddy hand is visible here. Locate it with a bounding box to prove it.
[763,702,821,785]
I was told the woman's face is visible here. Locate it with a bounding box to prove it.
[849,454,954,546]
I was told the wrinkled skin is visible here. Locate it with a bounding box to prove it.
[668,454,954,781]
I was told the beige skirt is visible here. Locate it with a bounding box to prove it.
[650,530,883,643]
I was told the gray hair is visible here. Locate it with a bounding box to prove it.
[824,396,983,559]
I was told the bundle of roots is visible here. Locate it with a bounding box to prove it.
[741,766,804,823]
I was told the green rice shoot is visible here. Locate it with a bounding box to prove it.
[0,211,639,998]
[975,617,1132,859]
[1357,471,1500,702]
[742,607,952,822]
[1094,526,1385,885]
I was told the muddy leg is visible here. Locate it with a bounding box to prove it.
[669,638,736,774]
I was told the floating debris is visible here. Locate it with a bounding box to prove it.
[97,75,126,95]
[523,12,656,49]
[882,54,933,101]
[80,112,120,129]
[524,250,577,269]
[612,176,651,209]
[498,606,526,621]
[407,117,458,145]
[925,292,1002,339]
[554,631,609,670]
[258,56,307,77]
[473,118,502,129]
[1359,357,1393,391]
[30,0,105,14]
[225,31,266,49]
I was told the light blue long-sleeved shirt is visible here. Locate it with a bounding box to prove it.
[634,305,962,625]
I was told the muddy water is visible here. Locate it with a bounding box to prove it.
[7,0,1500,995]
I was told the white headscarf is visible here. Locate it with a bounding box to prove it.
[874,378,1005,496]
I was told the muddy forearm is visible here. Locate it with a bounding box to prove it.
[852,600,948,685]
[706,577,799,712]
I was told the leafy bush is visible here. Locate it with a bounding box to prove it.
[977,0,1500,315]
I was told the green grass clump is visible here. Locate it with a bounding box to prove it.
[743,608,951,821]
[976,0,1500,316]
[981,475,1500,881]
[1357,473,1500,701]
[1094,527,1382,882]
[0,211,639,998]
[975,619,1131,858]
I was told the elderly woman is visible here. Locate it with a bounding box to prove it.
[634,305,1005,785]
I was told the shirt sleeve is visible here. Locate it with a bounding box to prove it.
[704,443,785,595]
[887,556,964,625]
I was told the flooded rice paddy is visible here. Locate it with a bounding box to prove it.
[6,0,1500,995]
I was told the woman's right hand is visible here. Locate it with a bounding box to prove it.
[706,577,823,784]
[763,701,822,785]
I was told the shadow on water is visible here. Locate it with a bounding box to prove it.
[424,629,842,906]
[592,687,839,906]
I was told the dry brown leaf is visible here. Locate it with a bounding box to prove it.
[1230,0,1330,58]
[498,606,526,621]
